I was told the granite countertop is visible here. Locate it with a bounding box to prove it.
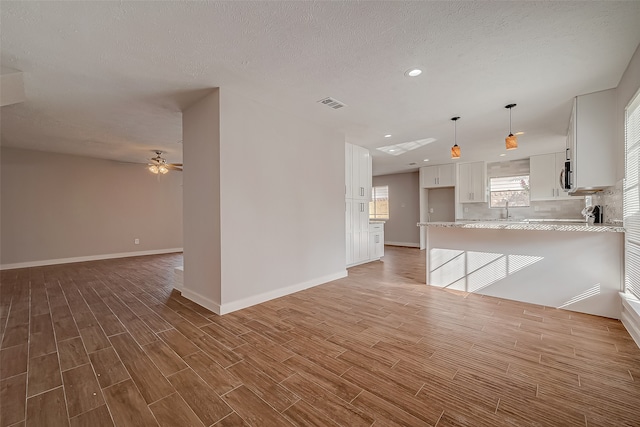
[417,220,624,233]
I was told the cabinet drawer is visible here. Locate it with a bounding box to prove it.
[369,223,384,232]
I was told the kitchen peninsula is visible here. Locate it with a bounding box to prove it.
[419,221,624,318]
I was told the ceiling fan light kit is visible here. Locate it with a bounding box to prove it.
[450,116,461,159]
[148,150,182,174]
[505,103,518,150]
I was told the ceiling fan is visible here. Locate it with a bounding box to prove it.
[148,151,182,174]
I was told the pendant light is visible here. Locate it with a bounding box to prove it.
[450,116,461,159]
[505,103,518,150]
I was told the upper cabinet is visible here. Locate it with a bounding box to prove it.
[349,144,372,200]
[567,89,616,193]
[458,161,486,203]
[530,152,573,201]
[419,164,455,188]
[345,143,353,198]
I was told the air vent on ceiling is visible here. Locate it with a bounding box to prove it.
[317,97,347,109]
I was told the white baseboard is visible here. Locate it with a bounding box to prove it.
[0,248,184,270]
[180,287,221,315]
[385,241,420,248]
[347,259,378,268]
[620,292,640,349]
[218,270,347,315]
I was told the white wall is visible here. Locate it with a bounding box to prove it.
[0,147,183,268]
[217,89,346,311]
[372,172,420,247]
[182,90,222,307]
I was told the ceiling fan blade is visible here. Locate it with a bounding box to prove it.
[166,164,183,171]
[170,163,183,167]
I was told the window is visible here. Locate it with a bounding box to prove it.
[489,175,530,208]
[370,186,389,219]
[624,89,640,298]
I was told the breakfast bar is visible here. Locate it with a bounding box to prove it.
[419,221,624,318]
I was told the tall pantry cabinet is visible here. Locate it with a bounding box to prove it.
[345,143,372,266]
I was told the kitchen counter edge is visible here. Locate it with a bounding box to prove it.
[417,222,624,233]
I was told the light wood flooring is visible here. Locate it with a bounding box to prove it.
[1,246,640,426]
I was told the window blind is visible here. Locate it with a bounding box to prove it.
[625,90,640,298]
[370,186,389,219]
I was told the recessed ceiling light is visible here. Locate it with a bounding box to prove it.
[405,68,422,77]
[389,149,395,152]
[499,153,506,157]
[515,131,525,136]
[423,159,430,162]
[384,134,392,138]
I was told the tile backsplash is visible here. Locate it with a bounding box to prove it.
[590,179,623,224]
[461,158,585,220]
[462,199,585,221]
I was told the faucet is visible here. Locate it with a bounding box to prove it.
[505,200,511,220]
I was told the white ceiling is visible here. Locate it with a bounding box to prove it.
[1,1,639,175]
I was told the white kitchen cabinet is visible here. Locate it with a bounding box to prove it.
[352,200,370,263]
[345,143,352,198]
[530,152,573,201]
[345,200,353,265]
[345,143,373,267]
[369,222,385,260]
[567,89,616,193]
[350,144,371,200]
[420,164,455,188]
[458,161,486,203]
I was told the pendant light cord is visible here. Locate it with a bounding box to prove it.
[509,108,512,134]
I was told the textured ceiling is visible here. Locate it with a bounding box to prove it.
[1,1,639,174]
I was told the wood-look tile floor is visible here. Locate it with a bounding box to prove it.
[2,246,640,426]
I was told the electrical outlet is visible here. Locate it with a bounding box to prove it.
[134,238,140,245]
[464,207,469,213]
[429,208,434,213]
[534,206,539,212]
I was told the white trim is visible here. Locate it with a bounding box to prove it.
[620,292,640,349]
[384,241,420,248]
[218,270,347,315]
[347,259,378,268]
[180,287,221,315]
[0,248,184,270]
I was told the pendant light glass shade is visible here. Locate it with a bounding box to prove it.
[505,104,518,150]
[451,116,461,159]
[451,144,460,159]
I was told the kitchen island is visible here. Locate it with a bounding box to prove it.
[418,221,624,318]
